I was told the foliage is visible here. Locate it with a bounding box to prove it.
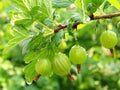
[0,0,120,90]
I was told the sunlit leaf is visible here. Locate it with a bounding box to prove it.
[108,0,120,11]
[3,26,30,54]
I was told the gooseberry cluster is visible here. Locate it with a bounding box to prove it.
[34,30,117,81]
[35,44,87,81]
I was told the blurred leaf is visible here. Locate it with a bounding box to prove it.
[52,0,72,8]
[108,0,120,11]
[84,0,104,14]
[77,24,86,29]
[10,0,30,12]
[74,0,82,9]
[0,1,3,10]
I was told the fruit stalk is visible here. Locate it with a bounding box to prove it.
[77,64,81,74]
[67,74,74,81]
[33,74,41,81]
[110,48,114,58]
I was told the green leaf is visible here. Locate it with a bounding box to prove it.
[27,33,48,51]
[108,0,120,11]
[52,0,72,8]
[24,51,38,64]
[84,0,104,14]
[30,0,52,22]
[74,0,82,9]
[19,38,32,54]
[24,60,37,83]
[10,0,30,12]
[51,30,64,47]
[11,12,33,26]
[3,26,30,54]
[24,47,48,64]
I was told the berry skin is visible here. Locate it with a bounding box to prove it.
[69,45,87,64]
[35,59,52,76]
[100,31,117,49]
[52,52,71,76]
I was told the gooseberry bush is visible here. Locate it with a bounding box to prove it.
[3,0,120,85]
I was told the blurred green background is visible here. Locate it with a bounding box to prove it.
[0,0,120,90]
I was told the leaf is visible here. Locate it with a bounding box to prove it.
[84,0,104,14]
[3,26,30,54]
[77,24,86,30]
[30,0,52,22]
[24,60,37,83]
[50,30,64,47]
[10,0,30,12]
[27,33,48,51]
[19,38,32,54]
[24,51,38,64]
[24,47,48,64]
[108,0,120,11]
[11,12,33,26]
[74,0,82,9]
[52,0,72,8]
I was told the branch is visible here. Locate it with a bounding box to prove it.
[54,22,80,33]
[90,12,120,20]
[54,12,120,33]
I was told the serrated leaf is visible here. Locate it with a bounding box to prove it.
[24,51,38,64]
[51,30,64,47]
[24,47,48,64]
[12,12,33,26]
[3,26,30,54]
[108,0,120,11]
[24,60,37,83]
[52,0,72,8]
[27,33,48,51]
[30,0,52,22]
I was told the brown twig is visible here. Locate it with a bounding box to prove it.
[90,12,120,20]
[54,22,80,33]
[54,12,120,33]
[54,24,67,33]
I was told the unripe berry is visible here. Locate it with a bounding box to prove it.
[69,45,87,64]
[100,31,117,49]
[52,52,71,76]
[35,59,52,76]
